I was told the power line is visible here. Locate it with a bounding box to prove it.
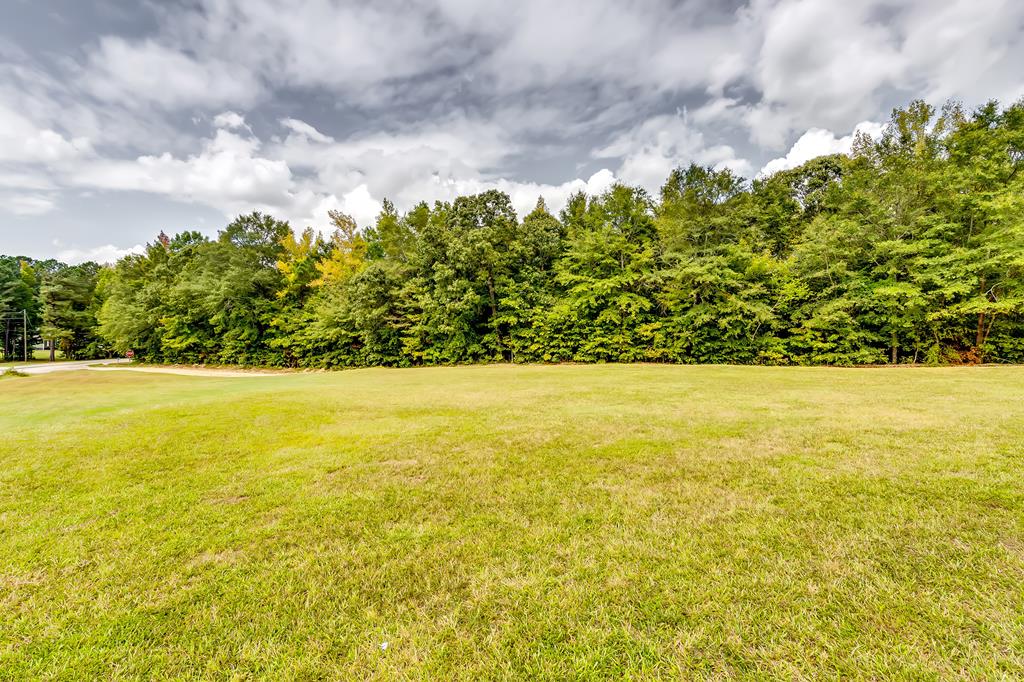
[0,309,29,362]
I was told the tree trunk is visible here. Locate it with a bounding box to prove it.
[975,312,986,363]
[49,340,55,362]
[486,274,503,358]
[891,331,898,365]
[975,277,987,363]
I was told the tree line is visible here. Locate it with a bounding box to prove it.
[1,255,105,361]
[4,99,1023,367]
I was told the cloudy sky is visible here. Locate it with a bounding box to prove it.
[2,0,1023,263]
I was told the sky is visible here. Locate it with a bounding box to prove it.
[2,0,1023,263]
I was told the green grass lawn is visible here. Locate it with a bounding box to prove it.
[1,365,1023,679]
[0,349,66,369]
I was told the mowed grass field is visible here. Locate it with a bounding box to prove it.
[1,365,1023,679]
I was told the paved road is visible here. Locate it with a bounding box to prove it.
[0,358,130,375]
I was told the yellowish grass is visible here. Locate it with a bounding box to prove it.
[1,364,1023,678]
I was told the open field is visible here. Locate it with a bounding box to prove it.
[1,365,1023,679]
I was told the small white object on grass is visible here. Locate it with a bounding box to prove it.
[381,641,389,651]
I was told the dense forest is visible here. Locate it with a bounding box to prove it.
[4,99,1023,367]
[0,255,106,361]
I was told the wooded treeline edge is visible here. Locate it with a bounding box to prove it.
[3,99,1023,366]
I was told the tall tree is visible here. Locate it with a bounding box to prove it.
[40,262,105,360]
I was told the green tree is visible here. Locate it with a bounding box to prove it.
[40,262,105,360]
[550,185,659,362]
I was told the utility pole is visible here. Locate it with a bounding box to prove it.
[0,310,28,362]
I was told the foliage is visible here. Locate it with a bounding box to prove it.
[7,97,1024,367]
[38,261,108,360]
[0,256,39,360]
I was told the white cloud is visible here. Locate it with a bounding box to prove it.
[280,118,334,144]
[429,169,618,221]
[302,185,384,229]
[274,115,514,178]
[45,116,610,232]
[152,0,730,104]
[750,1,902,134]
[7,0,1024,260]
[727,0,1024,148]
[0,103,91,163]
[82,37,261,109]
[594,113,752,190]
[73,129,295,214]
[475,0,731,95]
[898,0,1024,105]
[0,171,56,191]
[2,193,58,216]
[266,115,525,223]
[213,111,250,131]
[759,121,885,177]
[54,242,146,265]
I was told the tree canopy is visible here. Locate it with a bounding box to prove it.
[6,98,1024,367]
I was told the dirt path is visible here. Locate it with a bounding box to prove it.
[1,358,129,375]
[86,366,288,378]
